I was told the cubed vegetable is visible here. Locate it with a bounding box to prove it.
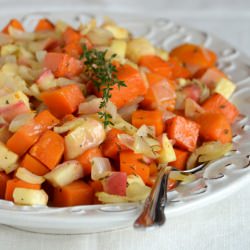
[166,116,200,152]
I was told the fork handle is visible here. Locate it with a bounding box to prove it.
[133,166,171,229]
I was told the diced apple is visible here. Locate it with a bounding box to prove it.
[0,91,30,109]
[64,117,105,159]
[103,24,129,40]
[36,69,57,91]
[0,44,18,56]
[110,39,127,58]
[44,160,84,187]
[16,167,45,185]
[155,48,169,61]
[0,101,29,122]
[0,142,18,173]
[214,78,236,99]
[158,133,176,163]
[126,38,155,63]
[103,172,127,196]
[13,188,48,206]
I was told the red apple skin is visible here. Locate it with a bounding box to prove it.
[0,101,29,122]
[103,172,127,196]
[182,84,201,103]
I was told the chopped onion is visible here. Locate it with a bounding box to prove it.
[0,33,13,46]
[112,115,137,135]
[0,55,17,66]
[55,77,77,87]
[87,27,113,46]
[91,157,112,180]
[184,98,204,119]
[106,101,118,121]
[35,50,47,62]
[169,171,196,184]
[162,109,176,122]
[54,118,85,134]
[187,141,233,169]
[78,98,102,115]
[136,125,155,137]
[118,103,138,122]
[126,182,151,202]
[117,133,134,150]
[134,136,158,159]
[45,161,84,188]
[9,27,35,41]
[96,174,151,203]
[16,167,45,184]
[95,192,127,203]
[9,112,35,133]
[28,84,41,100]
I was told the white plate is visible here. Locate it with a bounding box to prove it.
[0,12,250,234]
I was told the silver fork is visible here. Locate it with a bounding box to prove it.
[133,163,205,229]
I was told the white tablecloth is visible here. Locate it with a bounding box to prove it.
[0,1,250,249]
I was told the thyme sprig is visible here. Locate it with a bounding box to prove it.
[81,45,126,127]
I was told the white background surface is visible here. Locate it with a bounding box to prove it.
[0,0,250,249]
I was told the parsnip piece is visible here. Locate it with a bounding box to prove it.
[16,167,45,185]
[44,160,84,187]
[13,188,48,206]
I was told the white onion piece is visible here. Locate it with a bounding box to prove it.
[13,188,48,206]
[106,101,118,120]
[0,55,17,66]
[9,27,35,41]
[91,157,112,180]
[16,167,45,184]
[118,103,138,122]
[118,96,143,122]
[78,98,102,115]
[112,115,137,135]
[9,112,35,133]
[35,50,47,62]
[86,27,113,46]
[184,98,204,119]
[54,118,85,134]
[55,77,77,87]
[44,161,84,188]
[136,125,155,137]
[162,109,176,122]
[0,33,13,46]
[134,136,158,159]
[117,134,134,150]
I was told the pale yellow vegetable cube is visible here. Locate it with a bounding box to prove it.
[155,48,169,61]
[158,134,176,163]
[126,38,155,63]
[0,142,18,173]
[16,167,45,185]
[0,90,30,109]
[1,44,18,56]
[214,78,236,99]
[103,24,129,40]
[110,39,127,58]
[13,188,48,206]
[44,160,84,187]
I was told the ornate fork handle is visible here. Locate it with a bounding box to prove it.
[133,163,205,229]
[133,166,171,228]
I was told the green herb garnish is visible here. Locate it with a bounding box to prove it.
[81,45,126,127]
